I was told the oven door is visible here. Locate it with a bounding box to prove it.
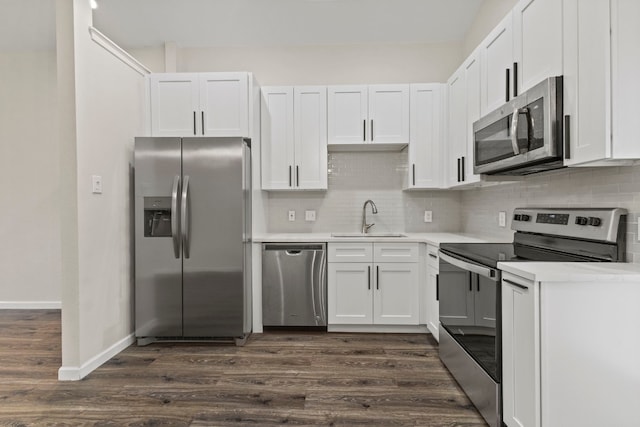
[438,251,501,382]
[473,76,562,175]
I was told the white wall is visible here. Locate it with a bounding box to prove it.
[132,42,464,85]
[57,0,146,379]
[0,50,61,308]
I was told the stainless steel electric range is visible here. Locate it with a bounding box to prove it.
[437,207,627,427]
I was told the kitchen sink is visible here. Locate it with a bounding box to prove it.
[331,233,407,238]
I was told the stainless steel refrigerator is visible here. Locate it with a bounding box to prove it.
[134,137,251,345]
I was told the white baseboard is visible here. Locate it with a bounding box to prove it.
[328,324,429,333]
[58,333,135,381]
[0,301,62,309]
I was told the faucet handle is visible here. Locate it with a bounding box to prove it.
[364,223,375,232]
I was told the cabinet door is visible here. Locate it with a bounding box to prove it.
[327,85,368,145]
[446,66,466,187]
[294,86,328,189]
[373,263,419,325]
[502,276,540,427]
[368,85,410,145]
[199,72,249,137]
[463,51,482,185]
[149,73,199,137]
[563,0,611,166]
[408,84,443,189]
[439,267,474,326]
[327,263,373,324]
[513,0,563,95]
[611,0,640,159]
[426,263,440,340]
[260,87,295,190]
[480,13,514,115]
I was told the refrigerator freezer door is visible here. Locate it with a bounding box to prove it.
[181,137,246,337]
[134,137,183,338]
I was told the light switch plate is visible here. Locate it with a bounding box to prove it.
[92,175,102,194]
[498,211,506,227]
[424,210,433,223]
[288,210,296,222]
[305,210,316,221]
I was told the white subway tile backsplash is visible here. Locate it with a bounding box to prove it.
[461,165,640,262]
[268,152,462,233]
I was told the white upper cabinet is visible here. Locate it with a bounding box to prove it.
[328,84,410,149]
[368,85,410,144]
[148,72,250,137]
[463,52,483,186]
[199,73,249,137]
[407,84,444,189]
[293,86,328,189]
[149,73,199,137]
[261,86,327,190]
[564,0,640,166]
[513,0,563,95]
[480,13,514,115]
[260,87,295,190]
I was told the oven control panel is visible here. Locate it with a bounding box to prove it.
[511,208,626,243]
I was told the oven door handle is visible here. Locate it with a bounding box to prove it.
[439,252,498,280]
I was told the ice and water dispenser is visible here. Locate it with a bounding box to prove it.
[143,197,172,237]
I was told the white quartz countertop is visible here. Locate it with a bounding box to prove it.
[254,232,506,246]
[498,261,640,283]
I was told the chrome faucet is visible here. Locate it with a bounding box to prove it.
[361,200,378,234]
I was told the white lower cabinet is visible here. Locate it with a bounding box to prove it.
[328,242,419,326]
[425,245,440,340]
[501,269,640,427]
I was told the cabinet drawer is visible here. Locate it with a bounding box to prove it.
[328,243,373,263]
[374,243,419,263]
[427,245,439,269]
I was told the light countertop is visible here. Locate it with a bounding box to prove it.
[253,232,507,246]
[498,261,640,282]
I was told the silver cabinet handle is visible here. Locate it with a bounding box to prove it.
[368,265,371,290]
[510,108,520,155]
[171,175,181,258]
[181,175,191,259]
[371,120,374,142]
[376,265,379,290]
[201,111,205,135]
[193,111,196,135]
[504,278,529,291]
[296,165,299,187]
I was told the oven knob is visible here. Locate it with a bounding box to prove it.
[514,214,522,221]
[575,216,588,226]
[521,214,531,222]
[588,217,602,227]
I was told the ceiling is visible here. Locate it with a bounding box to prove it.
[0,0,483,51]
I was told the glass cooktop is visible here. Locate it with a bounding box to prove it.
[439,243,519,268]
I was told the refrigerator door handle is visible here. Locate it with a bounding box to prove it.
[171,175,181,258]
[181,175,191,259]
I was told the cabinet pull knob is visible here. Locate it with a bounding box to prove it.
[193,111,196,135]
[506,68,510,102]
[564,115,571,160]
[504,279,529,290]
[513,62,518,97]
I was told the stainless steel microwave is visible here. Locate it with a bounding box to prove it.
[473,76,564,176]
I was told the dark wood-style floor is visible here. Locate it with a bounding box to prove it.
[0,310,487,426]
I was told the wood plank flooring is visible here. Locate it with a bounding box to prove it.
[0,310,487,426]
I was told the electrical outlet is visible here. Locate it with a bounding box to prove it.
[424,210,433,223]
[498,211,506,227]
[92,175,102,194]
[288,210,296,222]
[305,210,316,221]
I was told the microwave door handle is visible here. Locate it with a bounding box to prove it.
[510,109,520,155]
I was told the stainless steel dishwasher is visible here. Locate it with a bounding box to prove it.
[262,243,327,327]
